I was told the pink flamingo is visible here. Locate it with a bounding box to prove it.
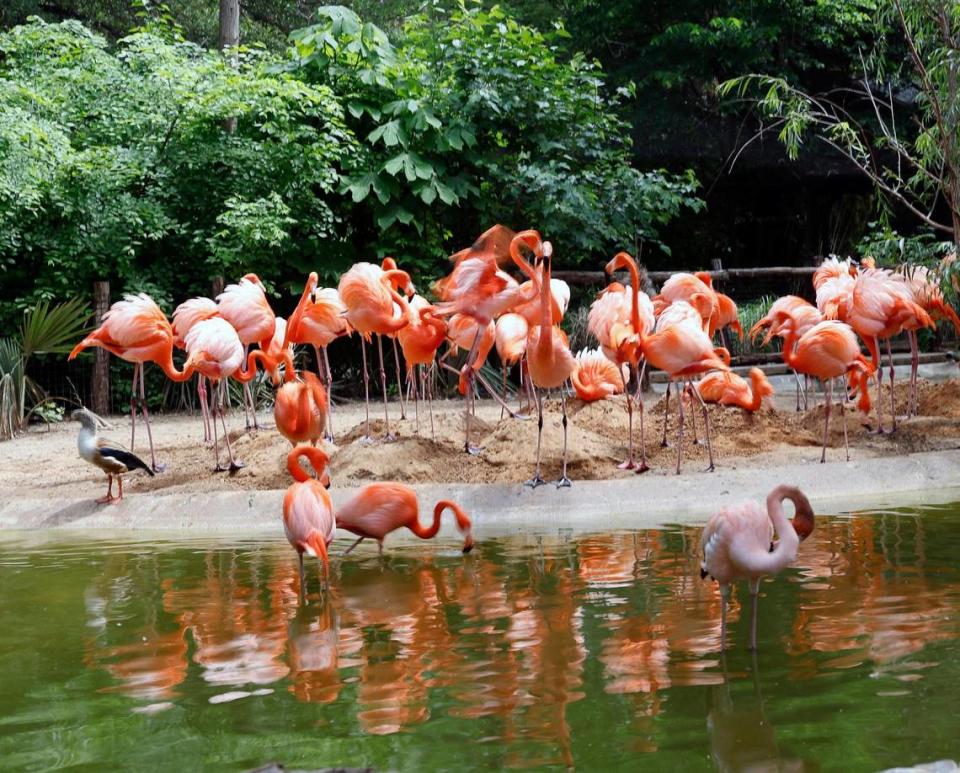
[700,484,815,650]
[396,294,448,438]
[69,293,195,471]
[172,297,220,443]
[283,445,335,593]
[336,482,474,556]
[495,312,530,415]
[216,274,276,430]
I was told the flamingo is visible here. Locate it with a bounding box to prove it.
[172,297,220,443]
[494,312,530,415]
[216,274,276,430]
[598,252,656,472]
[775,317,872,462]
[182,317,268,471]
[335,482,474,555]
[700,484,815,650]
[902,265,960,416]
[285,272,352,440]
[525,246,577,487]
[283,445,336,594]
[381,257,413,420]
[445,313,496,452]
[696,368,773,413]
[653,272,718,330]
[570,348,626,402]
[513,275,571,327]
[750,295,822,410]
[338,262,412,441]
[632,299,729,473]
[68,292,195,472]
[846,267,933,432]
[434,229,544,452]
[274,371,328,447]
[708,292,743,343]
[396,294,447,438]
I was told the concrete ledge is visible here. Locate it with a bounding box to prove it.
[2,449,959,543]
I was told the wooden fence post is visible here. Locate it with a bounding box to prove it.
[91,281,110,416]
[212,276,225,297]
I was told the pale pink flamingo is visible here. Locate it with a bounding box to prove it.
[700,484,815,650]
[494,312,530,415]
[172,296,220,443]
[69,293,195,471]
[216,274,276,430]
[283,445,335,594]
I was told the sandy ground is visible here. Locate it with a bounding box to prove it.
[3,376,960,504]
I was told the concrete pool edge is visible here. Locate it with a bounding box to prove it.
[2,448,959,541]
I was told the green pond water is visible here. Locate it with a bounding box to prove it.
[2,503,960,771]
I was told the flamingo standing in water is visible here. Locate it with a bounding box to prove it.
[775,316,872,462]
[216,274,276,430]
[68,293,195,471]
[338,262,412,441]
[396,294,447,438]
[335,482,474,555]
[700,484,815,650]
[283,445,336,594]
[285,272,352,440]
[525,247,577,487]
[274,372,329,447]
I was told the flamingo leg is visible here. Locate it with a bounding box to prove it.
[137,363,163,473]
[794,369,803,412]
[424,364,436,441]
[688,383,700,445]
[322,346,335,440]
[887,337,897,431]
[635,360,649,473]
[376,334,394,441]
[619,388,637,470]
[748,577,760,651]
[96,474,115,505]
[198,375,212,444]
[689,379,716,472]
[391,336,407,420]
[129,364,139,452]
[821,378,832,463]
[410,368,420,434]
[675,381,685,475]
[360,337,372,442]
[909,331,919,417]
[839,378,850,461]
[500,364,508,420]
[461,329,484,454]
[661,382,671,447]
[525,387,545,488]
[211,382,224,471]
[217,381,244,472]
[557,388,571,488]
[870,336,885,433]
[298,551,305,597]
[720,584,730,651]
[342,536,365,556]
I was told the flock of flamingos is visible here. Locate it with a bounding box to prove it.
[66,224,960,648]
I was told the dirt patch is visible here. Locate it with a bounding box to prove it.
[3,379,960,501]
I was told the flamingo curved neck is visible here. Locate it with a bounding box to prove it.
[509,232,541,285]
[156,346,195,383]
[287,446,328,482]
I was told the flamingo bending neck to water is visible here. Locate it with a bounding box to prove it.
[283,445,335,595]
[700,484,815,650]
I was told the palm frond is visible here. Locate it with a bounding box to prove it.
[20,297,92,359]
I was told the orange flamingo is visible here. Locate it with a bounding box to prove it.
[653,272,718,330]
[172,296,220,443]
[846,267,933,432]
[69,292,195,471]
[444,313,497,451]
[397,294,448,438]
[700,484,815,650]
[286,272,352,441]
[338,262,412,441]
[216,273,276,430]
[776,316,872,462]
[601,252,656,472]
[571,348,626,402]
[436,230,544,452]
[695,368,773,412]
[494,312,530,415]
[381,257,414,421]
[335,482,474,555]
[750,295,822,410]
[525,246,577,487]
[635,299,729,473]
[283,445,335,593]
[708,292,743,342]
[274,371,329,447]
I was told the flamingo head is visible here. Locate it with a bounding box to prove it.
[604,251,634,277]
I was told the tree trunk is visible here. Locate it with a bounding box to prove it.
[91,281,111,416]
[219,0,240,133]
